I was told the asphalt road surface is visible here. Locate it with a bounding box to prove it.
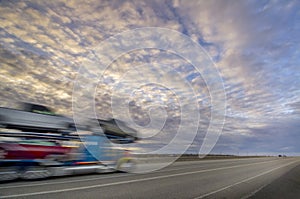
[0,157,299,199]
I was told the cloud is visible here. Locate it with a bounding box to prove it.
[0,0,299,155]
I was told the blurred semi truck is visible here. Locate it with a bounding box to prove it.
[0,131,136,181]
[0,113,137,181]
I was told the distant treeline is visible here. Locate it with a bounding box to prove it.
[133,153,272,161]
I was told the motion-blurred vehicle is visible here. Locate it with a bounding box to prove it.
[0,102,75,133]
[0,138,72,160]
[0,118,137,181]
[97,118,138,142]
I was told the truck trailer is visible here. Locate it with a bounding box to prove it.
[0,102,75,133]
[0,130,136,181]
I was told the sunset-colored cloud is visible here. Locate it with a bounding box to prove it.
[0,0,299,155]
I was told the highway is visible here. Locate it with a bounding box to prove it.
[0,157,299,199]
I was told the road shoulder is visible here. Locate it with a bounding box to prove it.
[249,163,300,199]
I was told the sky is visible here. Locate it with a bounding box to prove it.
[0,0,299,156]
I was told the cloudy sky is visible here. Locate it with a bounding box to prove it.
[0,0,299,155]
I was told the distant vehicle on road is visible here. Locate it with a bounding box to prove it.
[278,154,287,158]
[0,102,75,133]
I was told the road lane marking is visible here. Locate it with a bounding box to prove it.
[0,165,206,189]
[0,159,275,189]
[0,159,286,198]
[194,160,299,199]
[240,184,268,199]
[0,173,132,189]
[0,159,277,190]
[0,165,207,189]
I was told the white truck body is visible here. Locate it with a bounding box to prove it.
[0,103,74,132]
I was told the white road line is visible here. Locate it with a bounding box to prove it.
[194,160,299,199]
[0,159,270,189]
[0,165,205,189]
[0,173,132,189]
[240,184,268,199]
[0,159,282,198]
